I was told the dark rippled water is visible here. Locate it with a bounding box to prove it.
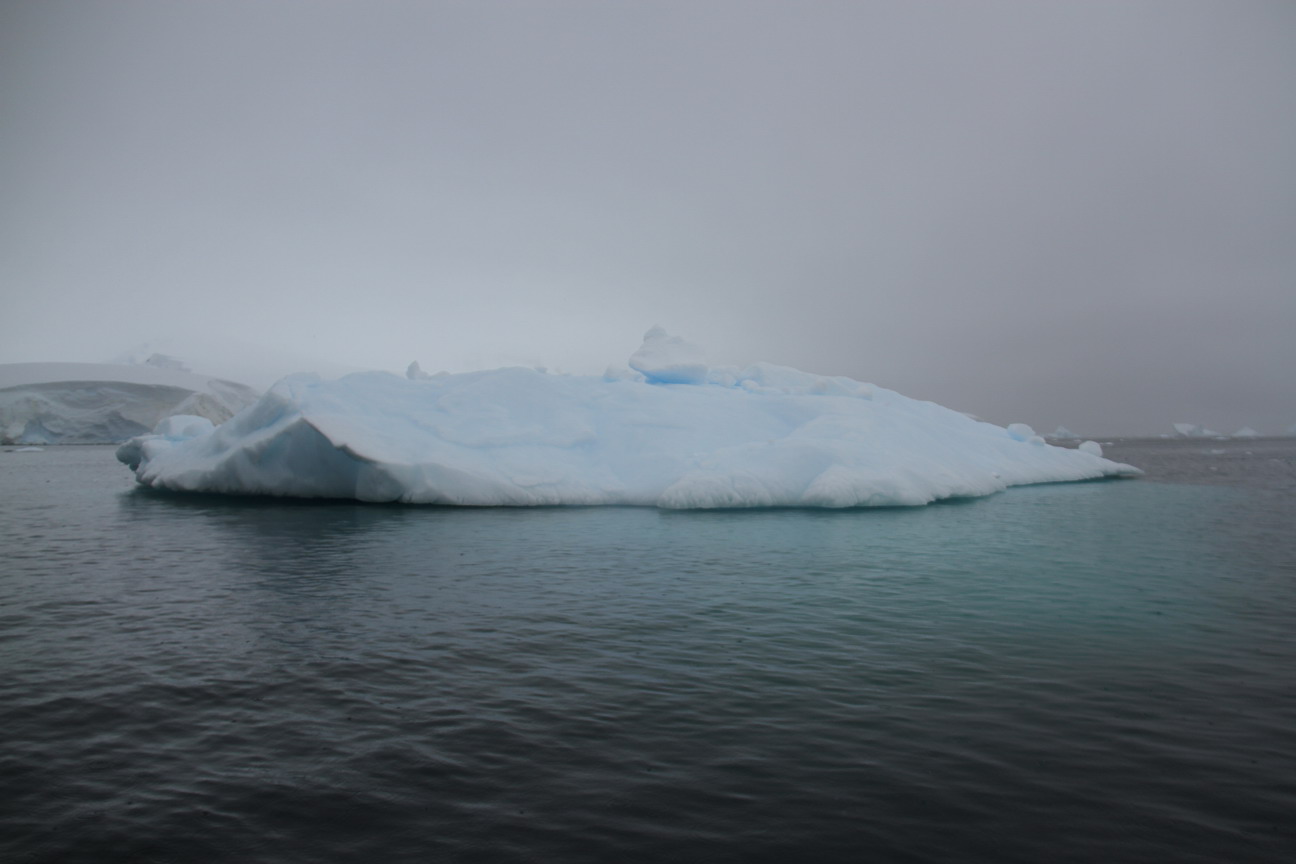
[2,439,1295,863]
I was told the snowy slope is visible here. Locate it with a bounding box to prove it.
[108,339,366,391]
[1,362,259,444]
[117,330,1136,508]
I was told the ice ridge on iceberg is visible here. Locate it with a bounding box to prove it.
[118,330,1139,508]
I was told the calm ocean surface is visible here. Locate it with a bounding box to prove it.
[2,439,1294,863]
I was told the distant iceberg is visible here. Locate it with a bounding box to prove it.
[118,330,1139,508]
[1173,422,1220,438]
[1,362,258,445]
[1049,425,1080,440]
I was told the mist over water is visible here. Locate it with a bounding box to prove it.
[3,3,1295,435]
[2,440,1294,863]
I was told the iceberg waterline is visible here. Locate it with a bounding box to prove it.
[117,331,1138,508]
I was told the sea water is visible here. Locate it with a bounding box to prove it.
[1,439,1293,863]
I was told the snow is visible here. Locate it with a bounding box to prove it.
[628,326,709,385]
[138,353,190,372]
[1,362,258,445]
[109,338,367,392]
[152,414,217,439]
[1078,440,1103,457]
[1005,423,1046,446]
[117,329,1138,508]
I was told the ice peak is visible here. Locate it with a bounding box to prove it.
[628,327,709,385]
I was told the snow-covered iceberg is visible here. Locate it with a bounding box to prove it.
[118,330,1138,508]
[1,362,258,445]
[1173,422,1220,438]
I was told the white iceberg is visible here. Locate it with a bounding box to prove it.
[1231,427,1259,438]
[628,326,710,385]
[1,362,259,445]
[1005,423,1047,446]
[1078,440,1103,457]
[1173,422,1220,438]
[117,330,1139,508]
[1049,425,1080,440]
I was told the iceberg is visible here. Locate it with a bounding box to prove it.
[1,362,259,445]
[117,330,1139,508]
[1173,422,1219,438]
[1078,440,1103,457]
[629,326,710,385]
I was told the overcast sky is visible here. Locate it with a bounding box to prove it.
[2,1,1293,435]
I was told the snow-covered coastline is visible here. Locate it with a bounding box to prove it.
[1,362,258,445]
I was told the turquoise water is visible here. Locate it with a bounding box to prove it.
[2,441,1294,862]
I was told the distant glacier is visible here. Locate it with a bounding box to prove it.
[1,360,257,445]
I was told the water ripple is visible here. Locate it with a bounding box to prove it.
[2,445,1294,862]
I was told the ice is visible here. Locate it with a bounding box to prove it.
[1049,426,1079,440]
[151,414,217,439]
[140,353,190,372]
[1173,422,1219,438]
[628,326,709,385]
[118,329,1139,508]
[109,338,366,392]
[1078,440,1103,457]
[1006,423,1046,446]
[1232,427,1258,438]
[115,415,213,474]
[1,362,258,445]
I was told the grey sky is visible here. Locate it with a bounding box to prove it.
[2,1,1293,435]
